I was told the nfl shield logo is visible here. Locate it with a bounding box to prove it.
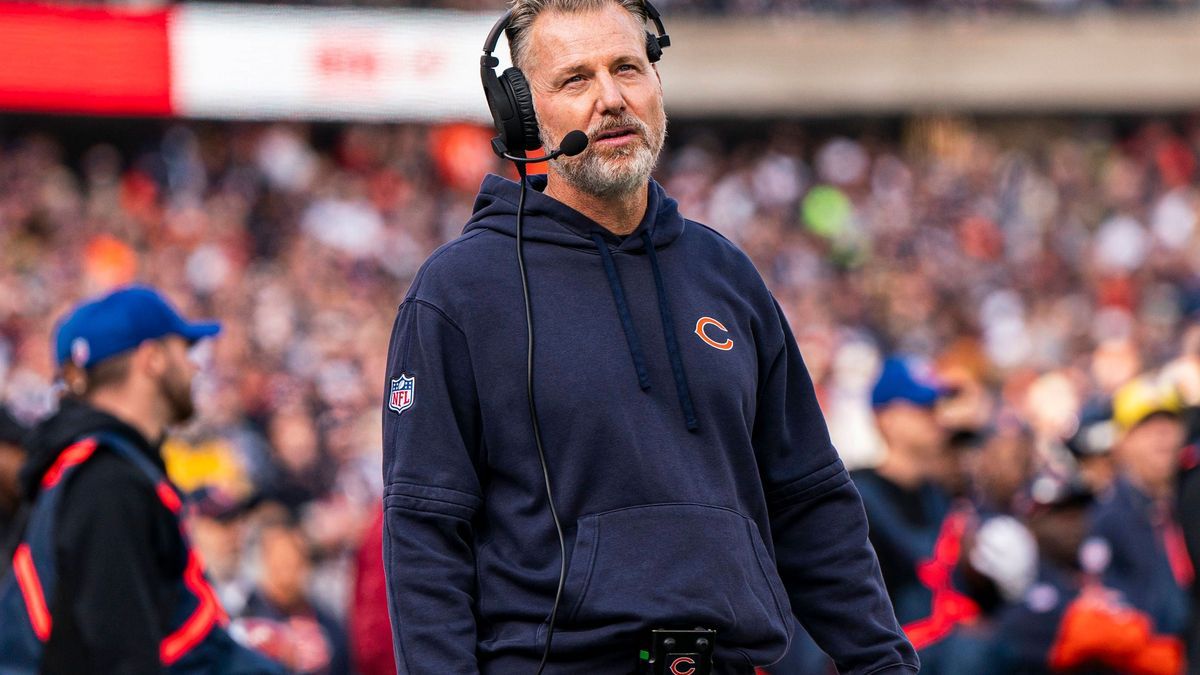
[389,374,415,415]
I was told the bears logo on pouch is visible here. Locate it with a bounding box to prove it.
[389,374,415,415]
[669,656,696,675]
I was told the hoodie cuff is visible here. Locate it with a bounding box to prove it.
[863,666,920,675]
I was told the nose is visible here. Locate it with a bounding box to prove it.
[593,71,626,117]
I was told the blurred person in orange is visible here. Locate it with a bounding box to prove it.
[988,471,1184,675]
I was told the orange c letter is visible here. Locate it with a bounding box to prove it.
[695,317,733,351]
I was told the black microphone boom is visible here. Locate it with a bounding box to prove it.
[501,130,589,164]
[557,130,589,156]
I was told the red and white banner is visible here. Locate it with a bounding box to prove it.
[0,2,502,120]
[169,5,498,121]
[0,3,172,116]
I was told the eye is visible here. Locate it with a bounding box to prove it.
[617,64,638,73]
[563,74,585,86]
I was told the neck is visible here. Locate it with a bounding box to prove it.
[1127,471,1172,501]
[261,583,304,613]
[876,446,925,490]
[86,388,164,445]
[544,172,648,236]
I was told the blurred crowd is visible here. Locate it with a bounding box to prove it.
[1,111,1200,672]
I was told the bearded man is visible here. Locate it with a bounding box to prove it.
[380,1,917,672]
[3,286,281,674]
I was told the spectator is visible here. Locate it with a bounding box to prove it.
[235,514,351,675]
[851,357,975,672]
[349,506,395,675]
[5,111,1200,670]
[1091,376,1194,638]
[989,471,1184,674]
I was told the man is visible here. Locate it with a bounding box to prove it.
[959,423,1038,615]
[234,516,350,675]
[381,1,916,673]
[852,357,952,611]
[851,358,1009,674]
[1090,376,1193,641]
[0,286,280,673]
[989,471,1183,674]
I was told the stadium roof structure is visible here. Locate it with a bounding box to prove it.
[1,2,1198,120]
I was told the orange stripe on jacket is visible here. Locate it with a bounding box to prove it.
[160,551,223,664]
[40,438,98,488]
[13,543,53,641]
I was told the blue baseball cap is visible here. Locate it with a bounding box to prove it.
[54,286,221,369]
[871,357,946,409]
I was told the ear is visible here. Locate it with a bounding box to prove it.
[135,340,168,377]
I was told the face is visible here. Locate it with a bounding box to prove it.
[1117,414,1184,495]
[268,411,320,473]
[877,401,946,465]
[154,336,199,425]
[1029,506,1090,569]
[260,525,311,609]
[974,430,1034,509]
[524,4,667,198]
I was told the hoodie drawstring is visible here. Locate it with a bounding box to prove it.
[642,231,699,432]
[592,233,651,391]
[590,232,699,432]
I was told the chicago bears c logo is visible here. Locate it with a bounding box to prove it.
[670,656,696,675]
[695,317,733,351]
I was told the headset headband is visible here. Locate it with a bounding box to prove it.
[480,0,670,64]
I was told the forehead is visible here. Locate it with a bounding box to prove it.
[525,5,645,74]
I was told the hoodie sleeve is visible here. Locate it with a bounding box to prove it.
[382,299,483,674]
[754,298,918,675]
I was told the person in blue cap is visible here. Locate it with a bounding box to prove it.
[0,286,281,674]
[851,357,984,674]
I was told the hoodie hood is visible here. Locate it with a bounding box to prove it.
[464,174,685,252]
[19,398,160,501]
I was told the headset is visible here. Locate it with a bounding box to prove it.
[477,3,670,674]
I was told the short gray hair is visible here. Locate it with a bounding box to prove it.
[506,0,649,71]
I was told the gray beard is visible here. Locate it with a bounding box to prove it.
[541,114,666,199]
[548,140,656,198]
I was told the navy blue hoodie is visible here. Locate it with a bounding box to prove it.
[381,174,917,674]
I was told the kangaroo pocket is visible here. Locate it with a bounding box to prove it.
[549,503,793,667]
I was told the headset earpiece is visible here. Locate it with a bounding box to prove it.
[500,68,542,152]
[645,31,662,64]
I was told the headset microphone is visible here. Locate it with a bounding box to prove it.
[500,129,590,165]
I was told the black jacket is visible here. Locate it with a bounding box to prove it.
[18,398,184,675]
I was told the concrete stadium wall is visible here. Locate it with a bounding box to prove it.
[658,13,1200,116]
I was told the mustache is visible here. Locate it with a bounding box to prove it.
[586,115,649,142]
